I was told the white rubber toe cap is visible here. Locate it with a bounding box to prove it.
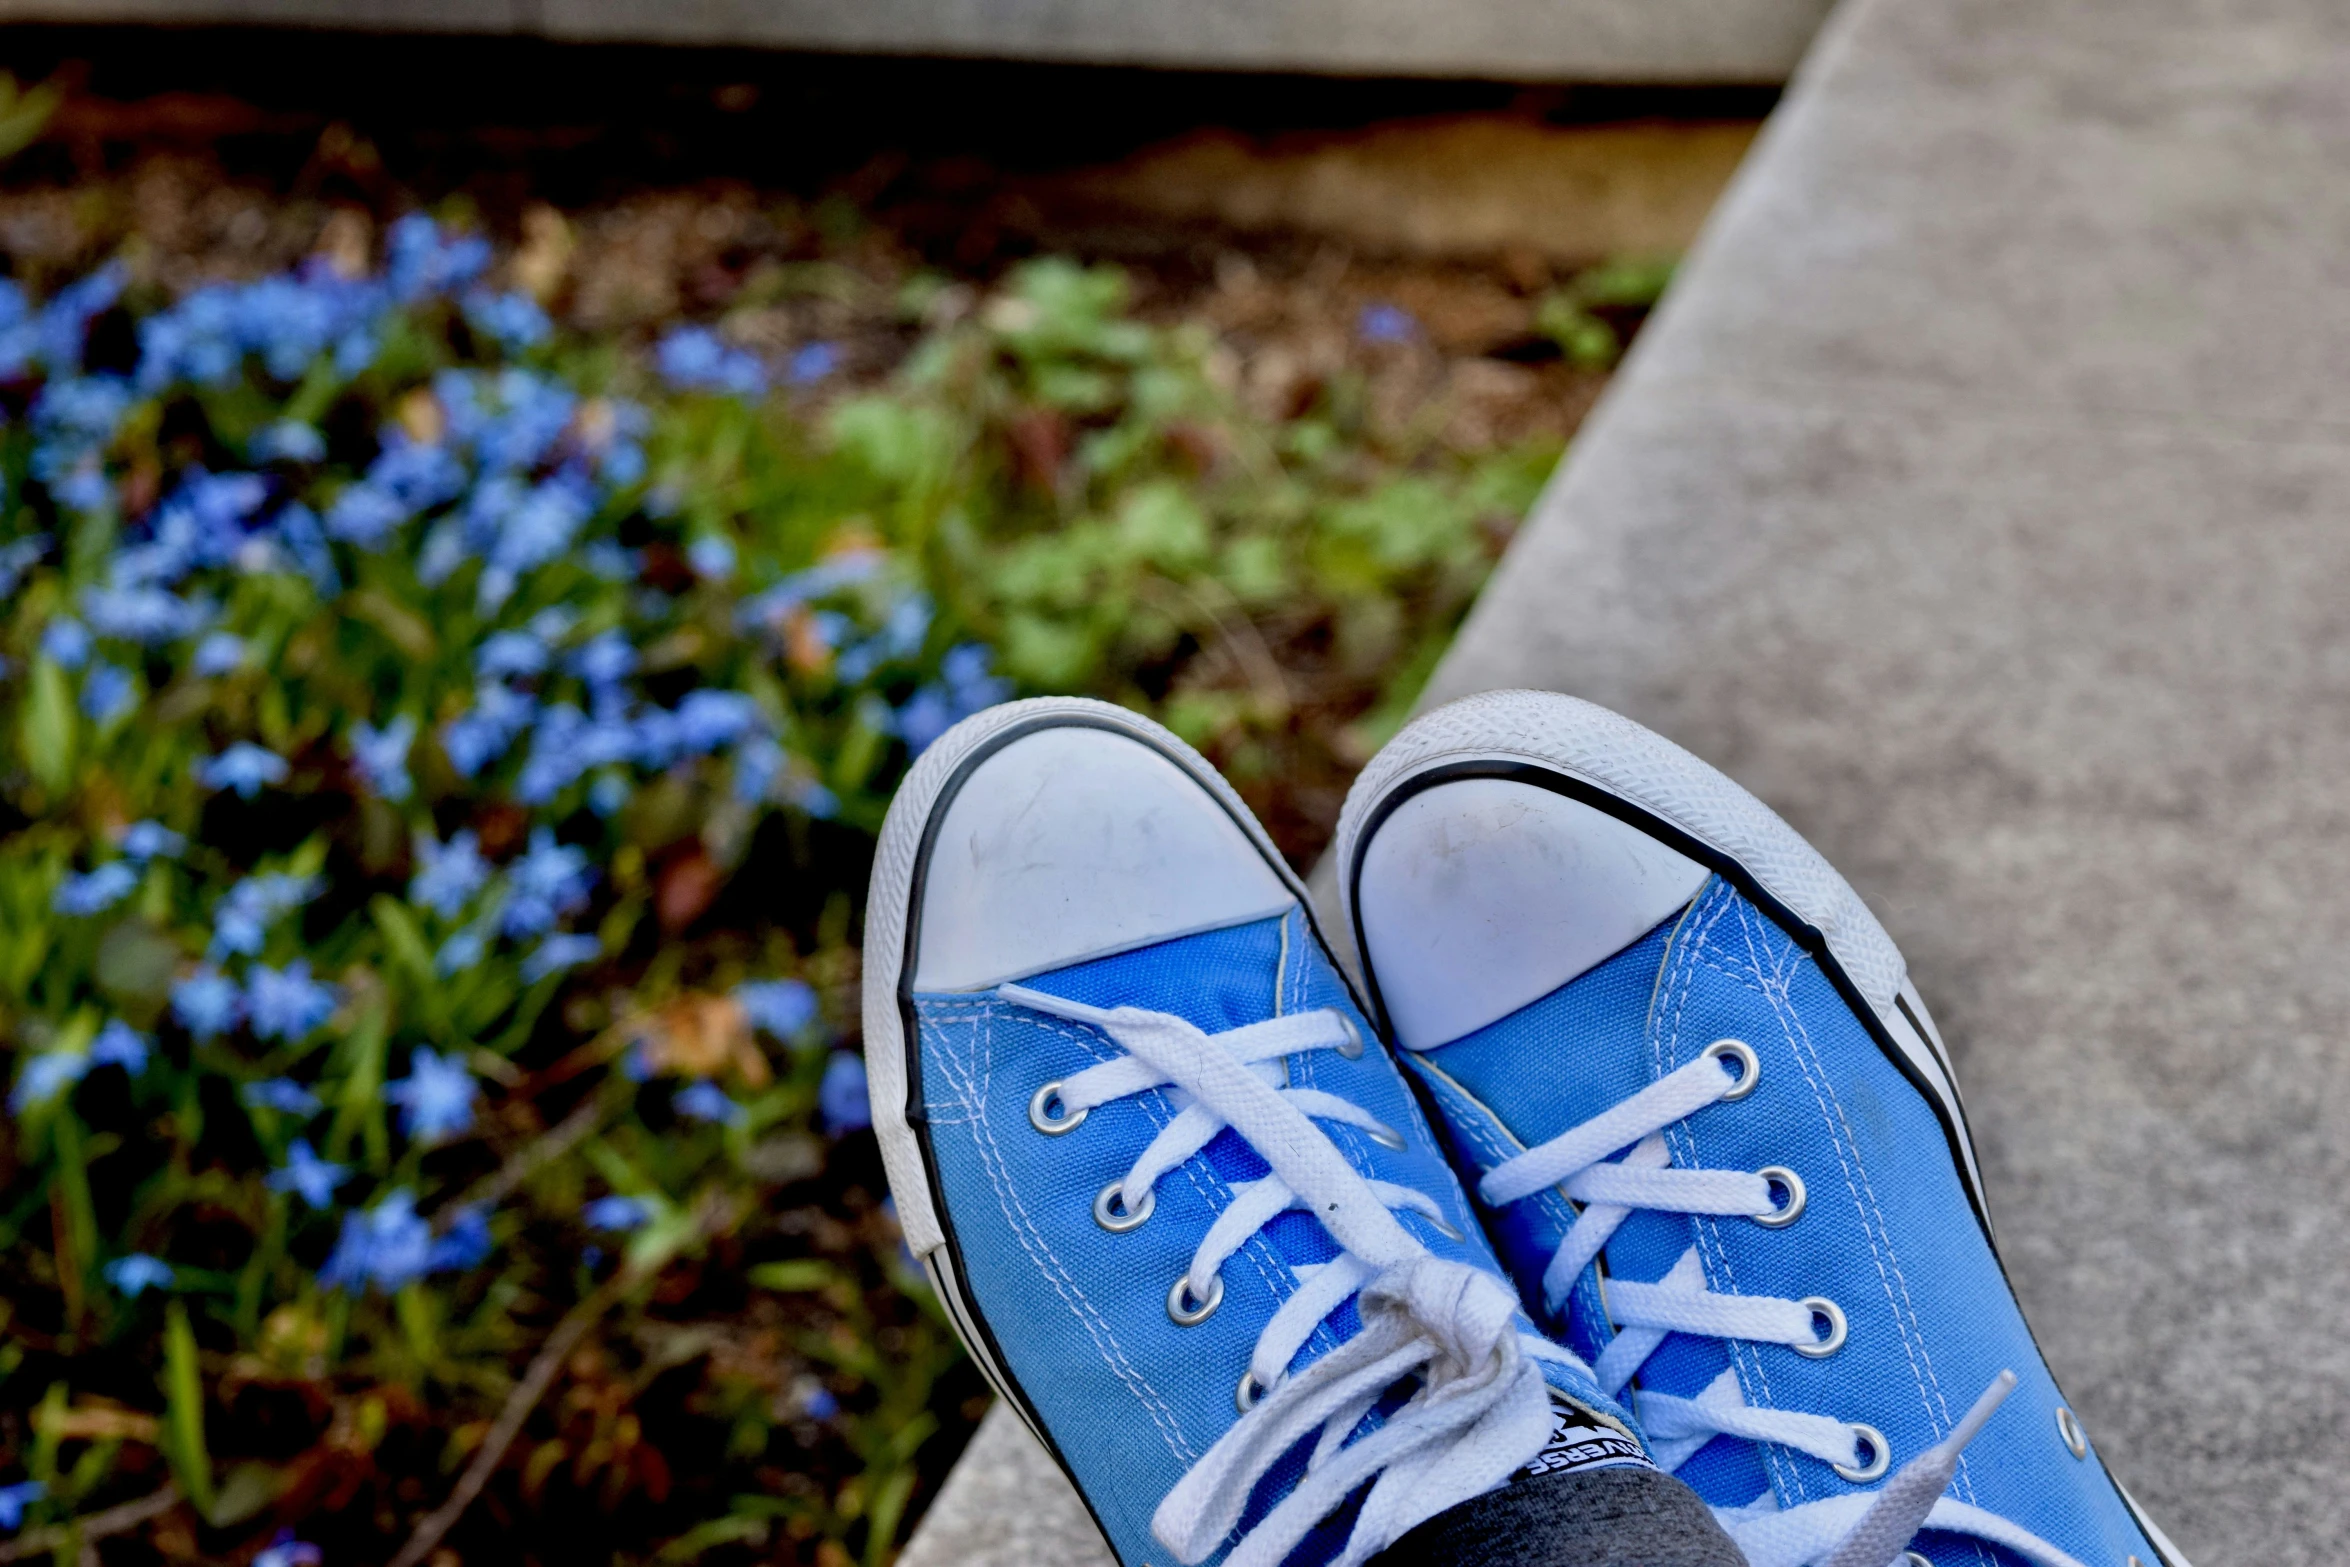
[1357,777,1709,1051]
[911,724,1297,992]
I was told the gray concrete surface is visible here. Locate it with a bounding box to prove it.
[1424,0,2350,1558]
[905,0,2350,1561]
[0,0,1828,82]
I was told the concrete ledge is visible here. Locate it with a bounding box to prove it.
[897,1404,1110,1567]
[0,0,1832,82]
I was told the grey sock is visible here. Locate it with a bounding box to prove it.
[1369,1465,1747,1567]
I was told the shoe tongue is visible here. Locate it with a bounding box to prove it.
[1011,910,1294,1034]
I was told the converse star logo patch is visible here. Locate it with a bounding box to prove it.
[1520,1396,1654,1480]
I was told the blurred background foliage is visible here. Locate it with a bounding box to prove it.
[0,165,1654,1564]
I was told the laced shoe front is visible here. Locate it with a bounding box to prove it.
[864,699,1649,1567]
[1337,690,2195,1567]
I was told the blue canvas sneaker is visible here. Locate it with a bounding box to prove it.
[863,698,1655,1567]
[1335,690,2195,1567]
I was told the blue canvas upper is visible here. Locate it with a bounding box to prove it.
[913,906,1641,1567]
[1406,876,2165,1567]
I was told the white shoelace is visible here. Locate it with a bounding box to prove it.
[1483,1043,2091,1567]
[1001,984,1569,1567]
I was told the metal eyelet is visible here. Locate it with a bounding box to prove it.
[1794,1296,1847,1358]
[1029,1081,1088,1135]
[1167,1272,1224,1326]
[2056,1405,2088,1459]
[1365,1121,1407,1151]
[1236,1370,1276,1413]
[1902,1555,1930,1567]
[2127,1557,2146,1567]
[1703,1038,1760,1100]
[1094,1180,1155,1233]
[1834,1422,1891,1482]
[1752,1166,1807,1228]
[1335,1016,1365,1059]
[1423,1209,1465,1242]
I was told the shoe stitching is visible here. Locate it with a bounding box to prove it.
[921,997,1201,1465]
[1657,882,1805,1507]
[1723,901,1981,1518]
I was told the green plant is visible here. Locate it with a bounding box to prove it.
[0,225,1565,1565]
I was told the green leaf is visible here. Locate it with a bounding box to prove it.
[0,73,61,164]
[207,1461,288,1528]
[747,1259,839,1292]
[19,656,77,796]
[161,1302,217,1519]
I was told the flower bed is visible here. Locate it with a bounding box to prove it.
[0,214,1595,1564]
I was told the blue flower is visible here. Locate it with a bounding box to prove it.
[270,503,340,594]
[464,288,552,351]
[121,820,186,860]
[737,979,818,1039]
[368,431,467,510]
[0,1480,45,1532]
[1357,302,1419,344]
[820,1052,871,1134]
[428,1204,492,1271]
[80,662,136,724]
[53,861,139,916]
[794,780,840,820]
[803,1386,840,1421]
[942,643,1012,709]
[197,742,290,798]
[0,535,48,599]
[174,967,246,1039]
[10,1050,90,1113]
[252,1530,322,1567]
[502,828,593,938]
[567,630,637,692]
[786,341,841,386]
[246,960,338,1041]
[351,713,417,802]
[442,683,536,777]
[892,686,955,756]
[732,737,783,804]
[210,872,321,959]
[675,1081,744,1126]
[437,366,574,473]
[434,918,495,978]
[410,829,490,917]
[192,630,247,675]
[80,584,210,644]
[476,629,549,680]
[89,1020,149,1075]
[582,1195,651,1232]
[686,535,735,579]
[386,1046,476,1141]
[39,616,90,669]
[476,471,593,612]
[267,1138,348,1210]
[251,420,327,463]
[386,214,492,303]
[319,1188,435,1292]
[521,932,600,982]
[241,1077,321,1116]
[670,689,763,754]
[323,481,407,548]
[104,1253,174,1298]
[588,772,632,816]
[655,326,767,396]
